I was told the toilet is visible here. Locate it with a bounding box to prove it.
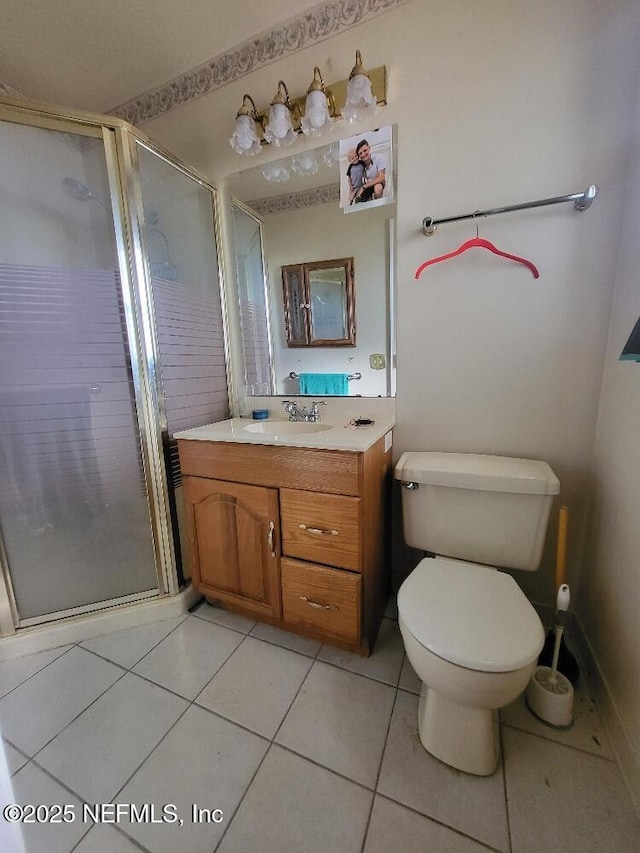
[395,452,560,776]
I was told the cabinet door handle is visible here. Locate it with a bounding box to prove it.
[298,523,339,536]
[268,521,276,557]
[300,596,338,611]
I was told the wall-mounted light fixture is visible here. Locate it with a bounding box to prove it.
[229,51,385,156]
[229,94,262,156]
[343,50,377,123]
[264,81,298,147]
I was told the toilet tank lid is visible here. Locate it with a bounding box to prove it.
[394,452,560,495]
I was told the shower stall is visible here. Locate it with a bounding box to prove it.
[0,97,230,634]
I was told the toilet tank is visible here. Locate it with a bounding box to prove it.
[395,452,560,571]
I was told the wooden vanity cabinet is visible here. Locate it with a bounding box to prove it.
[178,435,391,655]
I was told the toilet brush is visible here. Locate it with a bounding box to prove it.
[526,584,574,727]
[538,505,580,683]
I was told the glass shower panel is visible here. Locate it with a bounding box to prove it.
[136,143,229,436]
[0,119,159,622]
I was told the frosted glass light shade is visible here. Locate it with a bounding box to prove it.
[262,162,291,183]
[301,89,333,136]
[291,151,319,176]
[321,142,340,168]
[264,103,296,147]
[342,73,377,123]
[230,114,261,155]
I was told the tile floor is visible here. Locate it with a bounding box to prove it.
[0,599,638,853]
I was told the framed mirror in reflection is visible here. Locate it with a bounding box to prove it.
[229,128,396,398]
[282,257,355,347]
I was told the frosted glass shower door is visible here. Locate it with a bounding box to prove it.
[0,118,160,623]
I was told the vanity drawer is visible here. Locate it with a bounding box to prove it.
[280,488,361,571]
[281,558,360,645]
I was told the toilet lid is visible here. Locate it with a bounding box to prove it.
[398,557,544,673]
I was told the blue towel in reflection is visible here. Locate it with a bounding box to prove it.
[298,373,349,396]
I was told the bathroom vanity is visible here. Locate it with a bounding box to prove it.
[176,417,393,655]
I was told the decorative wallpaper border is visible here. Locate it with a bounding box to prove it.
[248,184,340,216]
[111,0,408,125]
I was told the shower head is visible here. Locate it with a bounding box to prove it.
[62,177,108,212]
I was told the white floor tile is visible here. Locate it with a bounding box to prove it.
[196,637,312,738]
[10,762,87,853]
[276,661,395,788]
[0,645,72,699]
[364,795,491,853]
[80,616,186,669]
[377,691,510,851]
[133,615,243,699]
[2,738,29,775]
[398,655,422,694]
[73,824,142,852]
[503,727,640,853]
[36,672,187,803]
[501,676,615,760]
[249,621,321,656]
[218,745,372,853]
[191,601,256,634]
[0,647,122,755]
[118,704,269,853]
[318,618,405,686]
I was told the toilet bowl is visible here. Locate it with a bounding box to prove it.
[398,557,545,775]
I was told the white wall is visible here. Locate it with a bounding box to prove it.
[142,0,640,799]
[577,71,640,807]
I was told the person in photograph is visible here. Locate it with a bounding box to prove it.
[353,138,386,203]
[346,147,366,204]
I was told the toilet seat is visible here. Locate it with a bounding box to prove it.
[398,557,544,673]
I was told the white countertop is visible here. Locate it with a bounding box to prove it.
[173,416,395,452]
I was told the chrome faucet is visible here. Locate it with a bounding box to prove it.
[282,400,300,421]
[307,400,327,422]
[282,400,327,422]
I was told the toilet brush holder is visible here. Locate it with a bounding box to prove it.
[527,584,574,727]
[526,666,574,727]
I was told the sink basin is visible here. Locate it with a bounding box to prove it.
[244,421,333,435]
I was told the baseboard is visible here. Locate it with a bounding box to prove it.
[570,613,640,816]
[0,585,201,661]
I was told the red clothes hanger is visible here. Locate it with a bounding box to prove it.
[415,236,540,279]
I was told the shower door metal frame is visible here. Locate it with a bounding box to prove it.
[0,96,228,632]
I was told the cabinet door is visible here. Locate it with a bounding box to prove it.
[183,476,281,618]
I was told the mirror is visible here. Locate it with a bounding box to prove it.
[229,130,396,397]
[282,257,355,346]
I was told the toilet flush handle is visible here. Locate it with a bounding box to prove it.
[401,481,419,490]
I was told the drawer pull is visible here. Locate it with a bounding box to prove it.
[300,596,338,611]
[298,523,339,536]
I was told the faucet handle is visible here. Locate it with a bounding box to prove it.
[282,400,298,420]
[309,400,327,421]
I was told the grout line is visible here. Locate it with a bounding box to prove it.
[0,643,75,702]
[501,720,618,763]
[212,742,273,852]
[359,686,400,853]
[499,722,514,853]
[272,741,378,795]
[27,667,130,762]
[371,792,505,853]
